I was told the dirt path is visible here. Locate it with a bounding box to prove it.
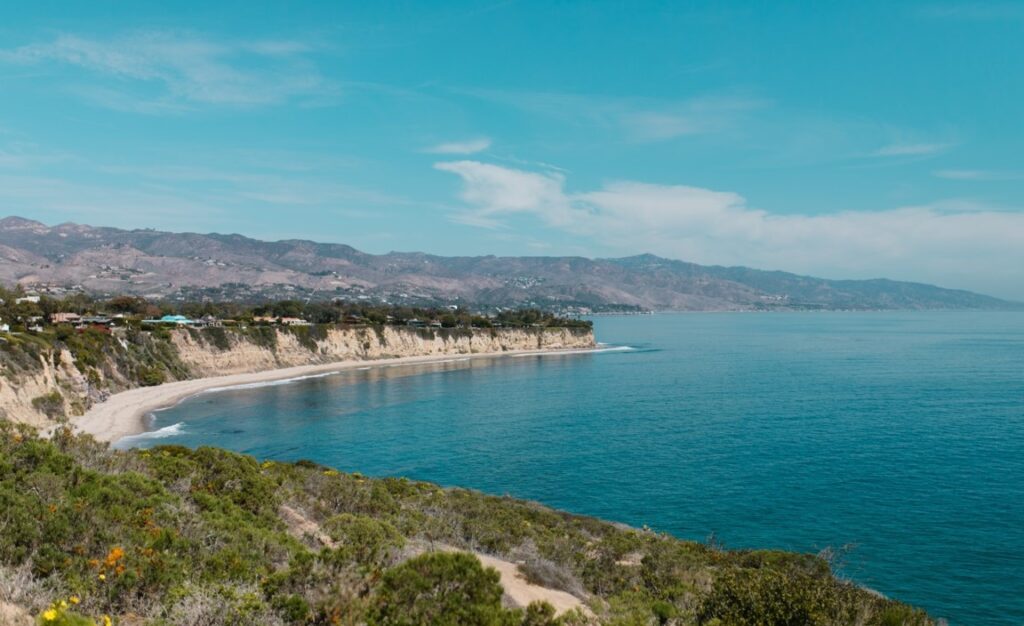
[279,505,587,617]
[472,551,586,616]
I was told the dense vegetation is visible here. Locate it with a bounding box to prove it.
[0,325,187,407]
[0,287,592,331]
[0,424,931,625]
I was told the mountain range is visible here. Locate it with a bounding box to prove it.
[0,216,1016,311]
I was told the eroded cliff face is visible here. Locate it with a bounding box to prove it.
[0,326,594,428]
[0,350,89,427]
[170,326,595,377]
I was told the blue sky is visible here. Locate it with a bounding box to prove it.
[1,2,1022,298]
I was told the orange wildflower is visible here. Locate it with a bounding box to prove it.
[104,547,125,568]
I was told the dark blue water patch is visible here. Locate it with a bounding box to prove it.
[124,312,1024,625]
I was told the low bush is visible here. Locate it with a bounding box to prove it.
[31,391,65,420]
[368,552,512,626]
[137,366,165,386]
[322,513,404,570]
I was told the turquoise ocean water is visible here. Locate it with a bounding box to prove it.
[122,312,1024,625]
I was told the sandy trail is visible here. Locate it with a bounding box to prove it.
[408,542,587,617]
[73,347,597,444]
[473,552,587,616]
[280,508,588,617]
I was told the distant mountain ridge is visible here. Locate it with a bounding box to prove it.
[0,216,1017,311]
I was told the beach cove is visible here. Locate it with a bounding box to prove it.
[74,345,603,443]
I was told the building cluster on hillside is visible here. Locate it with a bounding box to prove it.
[140,314,224,328]
[0,309,320,335]
[0,287,592,340]
[252,315,311,326]
[0,309,126,335]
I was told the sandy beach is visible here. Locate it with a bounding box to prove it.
[74,347,598,444]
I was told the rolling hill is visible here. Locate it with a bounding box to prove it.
[0,216,1016,311]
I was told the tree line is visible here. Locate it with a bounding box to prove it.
[0,286,592,330]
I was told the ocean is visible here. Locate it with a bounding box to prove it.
[121,312,1024,625]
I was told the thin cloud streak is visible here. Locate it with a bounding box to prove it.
[458,88,767,143]
[872,142,952,157]
[0,31,337,111]
[423,137,492,154]
[934,169,1024,181]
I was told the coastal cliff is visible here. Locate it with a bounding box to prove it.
[171,325,594,377]
[0,348,91,426]
[0,325,595,428]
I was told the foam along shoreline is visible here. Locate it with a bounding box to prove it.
[73,347,601,445]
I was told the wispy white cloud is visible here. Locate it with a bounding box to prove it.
[872,142,952,157]
[436,160,568,228]
[96,162,409,209]
[436,160,1024,298]
[0,142,413,237]
[0,31,336,111]
[0,140,74,169]
[934,169,1024,181]
[620,96,764,142]
[424,137,492,154]
[460,88,766,143]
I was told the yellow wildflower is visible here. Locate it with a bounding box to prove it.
[103,616,113,626]
[69,595,80,604]
[59,600,68,608]
[99,573,106,581]
[42,608,58,621]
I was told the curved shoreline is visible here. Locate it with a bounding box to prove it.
[74,346,599,444]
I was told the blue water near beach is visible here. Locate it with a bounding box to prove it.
[125,312,1024,625]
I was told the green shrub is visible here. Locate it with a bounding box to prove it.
[521,602,560,626]
[138,366,165,386]
[203,327,233,351]
[244,326,278,350]
[870,604,933,626]
[322,513,404,569]
[368,552,515,626]
[31,391,64,419]
[697,567,861,626]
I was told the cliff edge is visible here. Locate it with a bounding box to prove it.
[0,325,595,428]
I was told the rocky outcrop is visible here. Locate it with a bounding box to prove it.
[0,326,594,428]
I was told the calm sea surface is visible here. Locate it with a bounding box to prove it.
[123,312,1024,625]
